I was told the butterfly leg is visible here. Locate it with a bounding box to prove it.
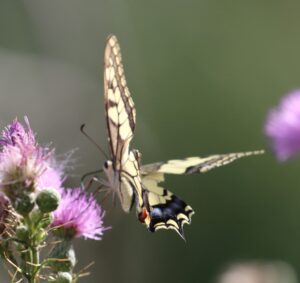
[100,189,117,214]
[81,169,104,190]
[81,174,114,210]
[88,180,117,214]
[99,188,113,206]
[85,177,115,207]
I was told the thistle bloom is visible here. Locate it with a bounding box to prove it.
[0,117,63,197]
[52,188,108,240]
[0,117,109,282]
[265,90,300,161]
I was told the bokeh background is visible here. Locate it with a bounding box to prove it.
[1,1,300,282]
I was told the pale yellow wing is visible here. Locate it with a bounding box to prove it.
[138,150,263,239]
[104,35,136,169]
[141,150,264,175]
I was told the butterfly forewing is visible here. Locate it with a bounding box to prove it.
[103,36,145,224]
[141,150,264,175]
[104,35,136,168]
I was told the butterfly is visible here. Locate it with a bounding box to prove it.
[95,34,263,239]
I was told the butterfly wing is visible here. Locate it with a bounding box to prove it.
[102,35,263,239]
[141,150,264,175]
[103,35,189,236]
[137,150,263,238]
[122,151,194,239]
[104,35,136,169]
[140,172,194,239]
[103,35,140,212]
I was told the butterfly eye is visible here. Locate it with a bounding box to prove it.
[103,161,109,169]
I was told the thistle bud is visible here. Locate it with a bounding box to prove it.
[40,213,54,228]
[14,192,35,215]
[36,188,60,213]
[16,225,29,242]
[31,209,54,229]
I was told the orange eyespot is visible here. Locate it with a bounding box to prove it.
[138,207,148,223]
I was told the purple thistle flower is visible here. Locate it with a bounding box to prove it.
[0,117,63,198]
[52,188,109,240]
[0,117,35,147]
[265,90,300,161]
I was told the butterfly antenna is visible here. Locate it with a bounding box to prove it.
[80,124,109,159]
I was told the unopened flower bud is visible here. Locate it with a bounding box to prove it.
[30,209,53,229]
[36,188,60,213]
[14,192,35,215]
[36,227,47,242]
[40,213,54,228]
[16,225,29,242]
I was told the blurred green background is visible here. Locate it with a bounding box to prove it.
[1,1,300,282]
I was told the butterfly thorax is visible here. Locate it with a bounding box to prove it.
[103,160,119,189]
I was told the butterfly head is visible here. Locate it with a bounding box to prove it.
[103,160,114,176]
[103,159,120,189]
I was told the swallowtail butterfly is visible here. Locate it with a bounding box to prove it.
[95,35,263,239]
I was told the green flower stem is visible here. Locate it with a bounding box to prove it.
[22,213,43,283]
[30,246,39,282]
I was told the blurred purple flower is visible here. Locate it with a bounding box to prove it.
[0,117,63,196]
[52,188,109,240]
[265,90,300,161]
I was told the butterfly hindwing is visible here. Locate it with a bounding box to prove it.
[140,172,194,239]
[118,150,144,212]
